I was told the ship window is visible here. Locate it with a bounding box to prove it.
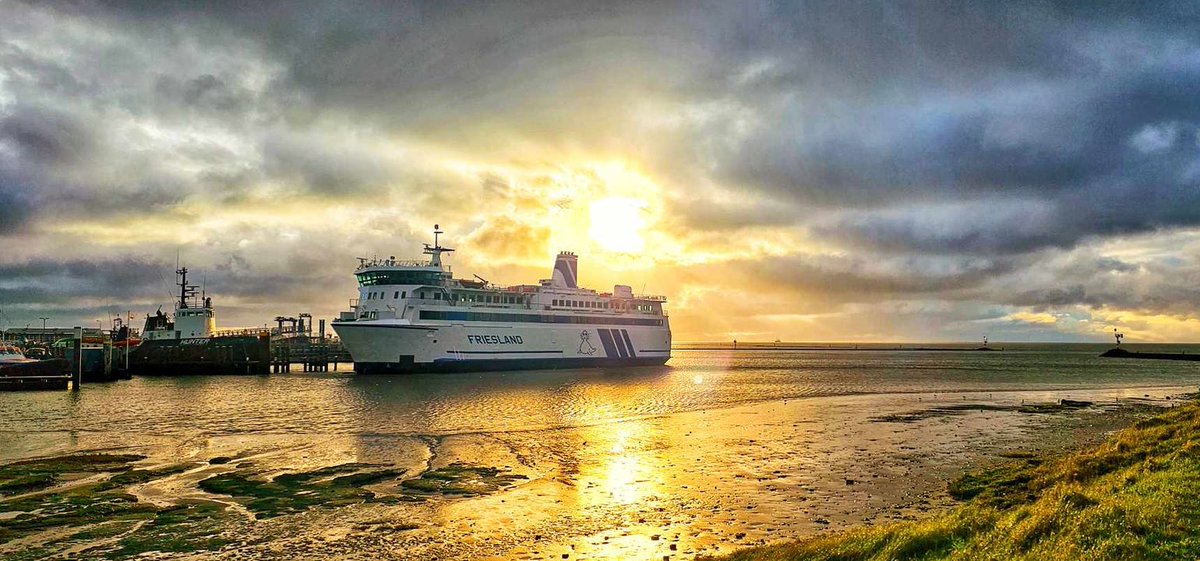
[401,291,406,298]
[434,292,441,300]
[394,291,399,298]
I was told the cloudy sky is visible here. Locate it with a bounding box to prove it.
[1,1,1199,342]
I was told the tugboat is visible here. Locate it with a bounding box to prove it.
[128,267,271,375]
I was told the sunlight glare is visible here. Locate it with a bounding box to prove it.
[589,197,647,253]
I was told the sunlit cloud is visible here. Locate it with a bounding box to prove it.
[2,2,1200,342]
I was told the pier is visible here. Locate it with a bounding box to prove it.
[2,313,354,390]
[270,318,352,373]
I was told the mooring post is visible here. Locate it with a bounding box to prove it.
[72,326,83,391]
[319,319,326,372]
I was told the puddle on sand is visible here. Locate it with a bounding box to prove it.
[0,386,1185,560]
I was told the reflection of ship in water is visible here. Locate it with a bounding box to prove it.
[128,267,270,375]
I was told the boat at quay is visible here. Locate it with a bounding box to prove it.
[127,267,271,375]
[332,225,671,373]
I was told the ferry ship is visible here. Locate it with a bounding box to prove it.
[332,226,671,373]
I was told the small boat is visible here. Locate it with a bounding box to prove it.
[0,343,70,391]
[0,343,36,365]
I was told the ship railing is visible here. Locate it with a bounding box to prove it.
[211,328,271,338]
[633,294,668,302]
[356,259,431,270]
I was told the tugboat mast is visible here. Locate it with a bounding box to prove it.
[177,267,199,309]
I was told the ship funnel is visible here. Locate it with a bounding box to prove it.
[551,251,578,289]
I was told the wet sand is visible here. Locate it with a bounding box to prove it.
[2,384,1187,560]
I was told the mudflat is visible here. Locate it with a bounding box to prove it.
[1,384,1185,560]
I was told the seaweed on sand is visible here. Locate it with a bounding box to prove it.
[198,463,408,519]
[399,463,528,495]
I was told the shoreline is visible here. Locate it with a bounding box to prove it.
[2,384,1193,560]
[707,393,1200,560]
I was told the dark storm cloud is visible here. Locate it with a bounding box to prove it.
[153,74,253,115]
[717,8,1200,252]
[0,180,32,234]
[712,252,1018,301]
[667,193,801,231]
[0,105,94,166]
[994,247,1200,317]
[0,257,172,304]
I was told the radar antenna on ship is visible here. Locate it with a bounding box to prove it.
[176,267,200,309]
[423,223,455,268]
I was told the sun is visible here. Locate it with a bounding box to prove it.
[588,197,647,253]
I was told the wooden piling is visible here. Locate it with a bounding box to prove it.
[71,326,82,391]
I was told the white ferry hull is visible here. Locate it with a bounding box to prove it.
[332,320,671,374]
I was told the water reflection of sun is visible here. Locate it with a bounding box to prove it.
[579,423,659,507]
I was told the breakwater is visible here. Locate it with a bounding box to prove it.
[1100,347,1200,361]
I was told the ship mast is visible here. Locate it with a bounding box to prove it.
[176,267,198,309]
[422,224,455,268]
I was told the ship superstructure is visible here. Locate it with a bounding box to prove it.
[332,225,671,373]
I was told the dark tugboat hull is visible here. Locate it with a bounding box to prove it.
[129,335,271,375]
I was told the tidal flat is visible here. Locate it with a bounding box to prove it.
[0,383,1187,560]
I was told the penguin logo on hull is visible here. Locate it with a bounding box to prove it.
[578,330,598,355]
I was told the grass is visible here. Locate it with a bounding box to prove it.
[708,401,1200,561]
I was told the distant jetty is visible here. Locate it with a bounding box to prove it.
[1100,348,1200,361]
[681,344,1003,352]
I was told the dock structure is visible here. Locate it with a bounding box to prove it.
[4,314,354,384]
[270,320,352,373]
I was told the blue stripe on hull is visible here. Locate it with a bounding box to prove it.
[596,328,620,357]
[354,355,668,374]
[610,329,629,357]
[620,329,637,357]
